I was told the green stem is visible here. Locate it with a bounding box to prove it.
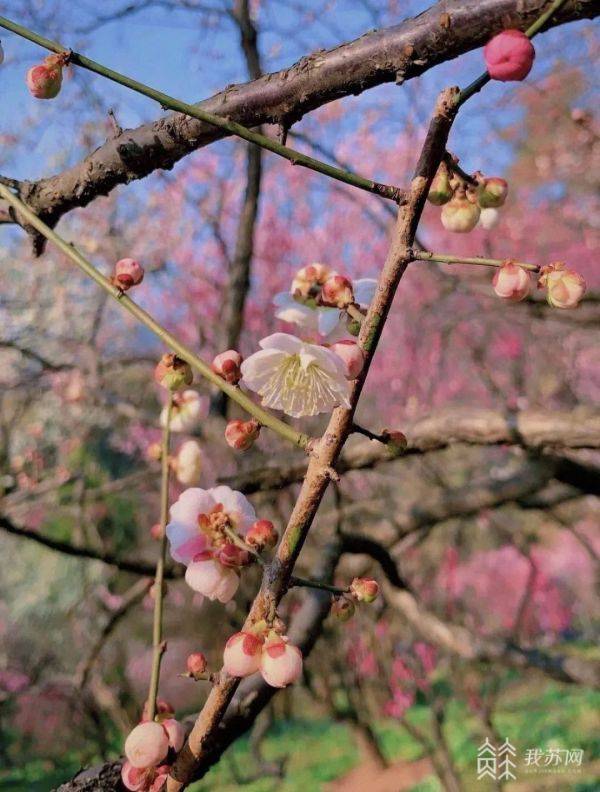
[412,250,540,273]
[147,394,172,722]
[346,303,365,325]
[456,0,570,107]
[290,575,347,595]
[0,16,401,203]
[0,185,309,449]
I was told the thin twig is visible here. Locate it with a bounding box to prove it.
[412,250,540,273]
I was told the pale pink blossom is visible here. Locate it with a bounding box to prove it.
[321,274,354,308]
[484,29,535,82]
[260,636,303,688]
[329,340,365,379]
[124,721,169,769]
[539,262,586,309]
[223,631,263,677]
[162,718,185,752]
[185,556,240,602]
[492,262,531,302]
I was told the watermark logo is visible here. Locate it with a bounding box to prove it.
[477,740,584,781]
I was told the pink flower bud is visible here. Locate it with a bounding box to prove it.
[477,177,508,209]
[441,194,480,233]
[427,163,453,205]
[329,340,365,380]
[217,542,251,568]
[260,637,303,688]
[121,761,146,791]
[246,519,278,551]
[211,350,243,384]
[113,258,144,291]
[154,354,193,391]
[223,631,263,677]
[174,440,202,486]
[185,557,239,602]
[492,262,531,302]
[350,577,379,603]
[150,523,164,541]
[124,721,169,769]
[539,262,586,309]
[26,55,64,99]
[331,596,355,622]
[321,274,354,308]
[186,652,207,678]
[484,29,535,82]
[224,419,260,451]
[162,718,185,753]
[291,263,331,301]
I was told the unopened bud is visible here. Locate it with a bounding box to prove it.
[186,652,207,679]
[477,177,508,209]
[321,274,354,308]
[329,340,365,380]
[112,258,144,291]
[26,54,65,99]
[223,631,263,677]
[383,430,408,456]
[331,596,355,622]
[291,263,331,302]
[147,442,162,462]
[484,29,535,82]
[350,577,379,603]
[441,193,480,233]
[225,419,260,451]
[539,262,586,309]
[154,353,193,391]
[260,635,303,688]
[211,350,243,384]
[246,519,278,551]
[427,162,453,205]
[124,721,169,769]
[492,262,531,302]
[150,523,164,541]
[479,207,500,230]
[217,542,251,568]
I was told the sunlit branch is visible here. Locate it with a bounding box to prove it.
[411,250,540,273]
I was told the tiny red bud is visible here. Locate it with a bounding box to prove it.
[113,258,144,291]
[484,29,535,82]
[211,350,243,384]
[150,523,164,541]
[154,353,193,391]
[350,577,379,603]
[331,596,355,622]
[224,419,260,451]
[321,274,354,308]
[246,519,278,551]
[186,652,207,678]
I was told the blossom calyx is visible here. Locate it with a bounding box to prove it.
[246,519,278,551]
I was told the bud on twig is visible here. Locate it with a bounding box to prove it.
[211,350,243,384]
[154,353,193,391]
[112,257,145,291]
[441,192,480,233]
[350,577,379,603]
[186,652,207,679]
[329,340,365,380]
[26,54,66,99]
[427,162,453,205]
[246,519,278,551]
[492,261,531,302]
[484,29,535,82]
[225,419,260,450]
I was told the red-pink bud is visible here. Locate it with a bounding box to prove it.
[224,419,260,451]
[321,274,354,308]
[186,652,207,678]
[124,721,169,769]
[223,631,263,677]
[211,350,243,384]
[539,262,586,309]
[492,262,531,302]
[350,577,379,603]
[260,637,303,688]
[217,542,251,568]
[484,29,535,82]
[26,55,64,99]
[150,523,164,541]
[331,596,355,622]
[441,194,480,233]
[246,519,278,551]
[477,177,508,209]
[113,258,144,291]
[154,353,193,391]
[329,340,365,380]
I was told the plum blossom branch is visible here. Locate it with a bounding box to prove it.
[411,250,540,272]
[0,184,310,451]
[147,394,173,723]
[0,16,403,205]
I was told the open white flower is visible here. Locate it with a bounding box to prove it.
[240,333,351,418]
[274,278,377,339]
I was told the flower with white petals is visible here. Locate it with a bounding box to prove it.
[166,486,256,565]
[241,333,351,418]
[274,278,377,339]
[160,390,206,433]
[173,440,202,486]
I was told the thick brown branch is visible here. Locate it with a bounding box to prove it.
[17,0,597,235]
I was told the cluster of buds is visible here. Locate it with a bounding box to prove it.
[154,354,193,391]
[121,710,185,791]
[26,52,68,99]
[225,418,260,451]
[428,161,509,234]
[111,257,144,292]
[291,263,355,311]
[223,625,303,688]
[212,349,243,384]
[331,577,379,623]
[484,29,535,82]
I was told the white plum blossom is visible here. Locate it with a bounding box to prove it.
[240,333,351,418]
[166,486,256,564]
[274,278,377,339]
[173,440,202,486]
[160,390,206,433]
